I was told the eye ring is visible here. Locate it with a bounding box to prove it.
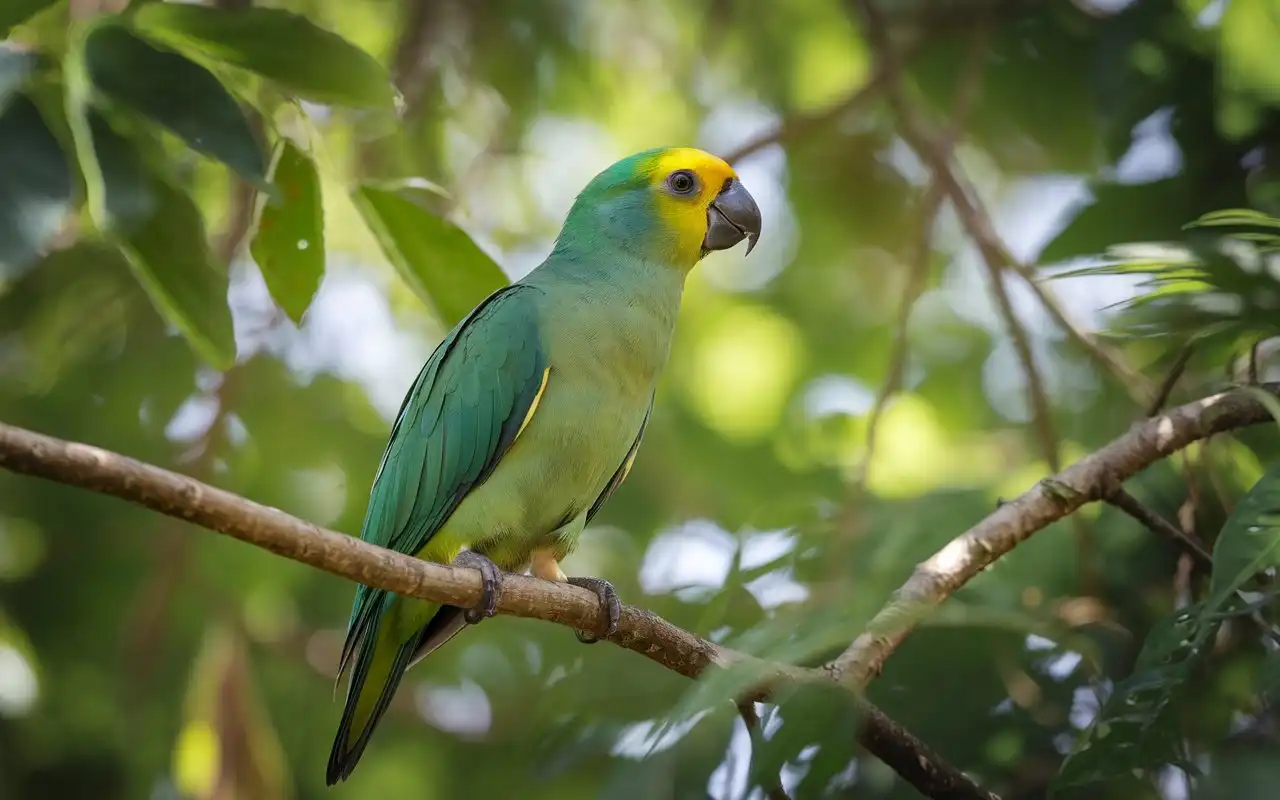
[667,170,698,196]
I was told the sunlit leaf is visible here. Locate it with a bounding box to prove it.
[0,0,59,39]
[0,93,73,275]
[352,184,508,327]
[132,4,396,109]
[116,168,236,370]
[249,139,324,325]
[78,20,266,187]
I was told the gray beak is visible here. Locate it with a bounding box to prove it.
[702,179,761,257]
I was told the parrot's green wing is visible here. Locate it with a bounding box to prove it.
[337,283,548,675]
[584,394,652,524]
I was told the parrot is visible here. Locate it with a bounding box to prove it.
[325,147,761,784]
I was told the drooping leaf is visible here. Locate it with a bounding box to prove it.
[132,4,396,109]
[78,20,266,187]
[115,166,236,370]
[351,184,508,327]
[0,93,73,276]
[0,0,59,39]
[249,139,324,325]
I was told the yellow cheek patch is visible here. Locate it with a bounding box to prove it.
[649,148,739,263]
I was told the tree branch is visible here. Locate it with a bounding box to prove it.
[825,383,1280,690]
[848,0,1150,409]
[0,420,992,800]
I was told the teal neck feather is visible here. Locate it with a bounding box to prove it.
[544,148,684,269]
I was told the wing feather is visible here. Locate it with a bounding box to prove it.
[337,284,547,678]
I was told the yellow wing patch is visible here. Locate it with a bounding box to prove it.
[514,366,550,444]
[648,148,739,265]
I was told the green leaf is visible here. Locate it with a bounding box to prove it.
[0,0,59,39]
[78,20,266,187]
[351,185,508,327]
[116,168,236,370]
[0,93,73,275]
[1206,463,1280,607]
[1052,606,1211,793]
[249,139,324,325]
[86,112,157,234]
[132,5,395,109]
[0,45,40,110]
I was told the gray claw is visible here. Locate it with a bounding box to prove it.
[453,551,503,624]
[567,576,620,644]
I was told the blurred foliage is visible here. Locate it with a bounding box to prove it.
[5,0,1280,799]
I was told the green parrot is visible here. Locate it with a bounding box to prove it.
[326,147,761,783]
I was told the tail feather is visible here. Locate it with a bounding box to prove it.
[326,600,471,785]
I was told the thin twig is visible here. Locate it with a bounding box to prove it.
[847,1,1149,408]
[724,45,914,165]
[1104,487,1213,569]
[849,20,986,494]
[1147,343,1196,417]
[0,421,995,800]
[824,383,1280,691]
[854,0,1108,591]
[737,701,791,800]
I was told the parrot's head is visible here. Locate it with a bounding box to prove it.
[556,147,762,269]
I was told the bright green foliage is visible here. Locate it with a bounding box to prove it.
[8,0,1280,798]
[132,4,396,110]
[354,185,509,328]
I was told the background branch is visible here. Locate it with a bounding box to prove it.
[0,420,991,800]
[825,383,1280,690]
[848,0,1150,408]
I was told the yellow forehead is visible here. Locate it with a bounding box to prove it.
[650,148,737,200]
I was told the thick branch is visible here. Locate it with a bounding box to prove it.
[0,421,991,800]
[826,384,1280,690]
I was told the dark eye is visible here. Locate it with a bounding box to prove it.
[668,170,697,195]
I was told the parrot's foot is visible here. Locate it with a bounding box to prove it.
[453,551,504,624]
[567,577,621,644]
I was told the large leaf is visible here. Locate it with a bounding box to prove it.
[132,4,395,109]
[78,20,266,187]
[1206,462,1280,606]
[116,167,236,370]
[249,139,324,325]
[0,93,73,275]
[351,184,508,327]
[0,0,59,39]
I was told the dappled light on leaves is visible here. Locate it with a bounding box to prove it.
[6,0,1280,798]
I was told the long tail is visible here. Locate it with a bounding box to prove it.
[326,595,469,784]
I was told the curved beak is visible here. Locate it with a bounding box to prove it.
[703,179,762,257]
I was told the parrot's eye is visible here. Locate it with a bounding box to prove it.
[667,170,698,196]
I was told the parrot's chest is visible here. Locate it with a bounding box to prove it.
[507,299,674,530]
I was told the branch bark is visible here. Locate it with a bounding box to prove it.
[826,383,1280,690]
[0,420,991,800]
